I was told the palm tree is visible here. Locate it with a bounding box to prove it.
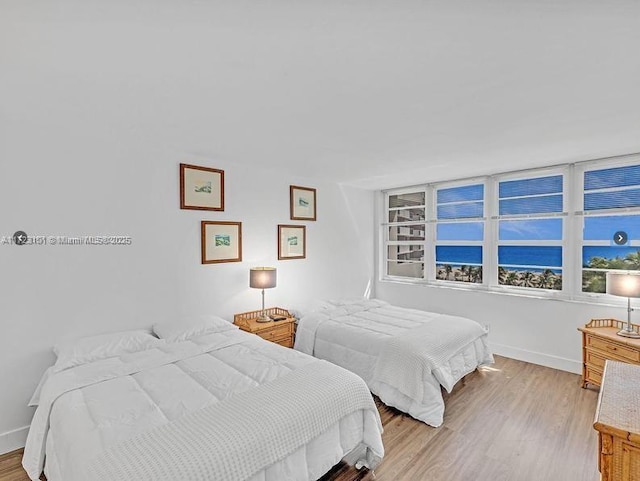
[505,271,519,286]
[624,250,640,270]
[583,271,606,293]
[586,256,610,269]
[498,266,508,284]
[470,266,482,283]
[552,276,563,290]
[540,269,555,289]
[609,257,628,270]
[521,271,536,288]
[460,265,471,282]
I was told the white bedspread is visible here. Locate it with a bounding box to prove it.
[294,299,494,427]
[23,329,384,481]
[87,361,379,481]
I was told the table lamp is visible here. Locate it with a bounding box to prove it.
[607,271,640,338]
[250,267,277,322]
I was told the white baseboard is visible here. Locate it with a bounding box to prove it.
[491,343,582,374]
[0,426,29,455]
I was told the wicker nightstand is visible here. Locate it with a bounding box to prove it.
[233,307,296,348]
[579,319,640,388]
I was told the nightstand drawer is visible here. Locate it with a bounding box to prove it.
[274,338,294,348]
[257,324,291,342]
[588,335,640,363]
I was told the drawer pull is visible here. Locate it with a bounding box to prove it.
[606,345,617,351]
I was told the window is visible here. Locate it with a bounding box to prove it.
[435,183,484,283]
[581,164,640,293]
[380,154,640,302]
[385,191,426,279]
[497,174,564,290]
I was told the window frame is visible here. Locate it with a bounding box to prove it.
[575,157,640,298]
[382,186,428,281]
[432,178,487,287]
[491,166,569,296]
[379,153,640,305]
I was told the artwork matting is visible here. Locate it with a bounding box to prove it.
[181,163,224,211]
[201,221,242,264]
[290,185,316,221]
[278,224,306,260]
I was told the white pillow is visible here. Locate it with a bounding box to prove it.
[288,300,334,319]
[53,330,163,372]
[153,315,238,342]
[327,297,367,306]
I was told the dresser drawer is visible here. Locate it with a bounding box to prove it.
[257,323,291,342]
[586,350,607,370]
[587,335,640,363]
[586,365,603,386]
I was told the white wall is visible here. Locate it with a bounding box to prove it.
[0,144,374,452]
[376,281,631,375]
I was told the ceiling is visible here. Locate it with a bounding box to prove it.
[2,0,640,189]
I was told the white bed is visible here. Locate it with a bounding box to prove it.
[294,299,494,427]
[22,326,384,481]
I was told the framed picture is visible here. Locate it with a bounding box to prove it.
[278,224,306,260]
[201,221,242,264]
[180,163,224,211]
[290,185,316,221]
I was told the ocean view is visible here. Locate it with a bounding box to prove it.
[436,245,640,269]
[436,245,564,268]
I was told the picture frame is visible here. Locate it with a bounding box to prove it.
[278,224,306,260]
[201,221,242,264]
[180,163,224,211]
[290,185,316,221]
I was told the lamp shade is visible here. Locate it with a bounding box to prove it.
[250,267,277,289]
[607,271,640,298]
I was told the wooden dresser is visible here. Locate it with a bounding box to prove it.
[578,319,640,388]
[594,361,640,481]
[233,307,296,348]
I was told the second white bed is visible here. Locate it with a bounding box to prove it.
[294,299,494,427]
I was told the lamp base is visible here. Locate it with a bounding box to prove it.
[256,314,272,323]
[617,329,640,339]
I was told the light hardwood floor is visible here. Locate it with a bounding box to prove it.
[0,449,34,481]
[0,356,600,481]
[322,355,600,481]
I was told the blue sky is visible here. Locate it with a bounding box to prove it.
[435,172,639,243]
[437,184,483,203]
[583,215,640,240]
[584,165,640,210]
[499,218,562,240]
[499,175,562,198]
[584,165,640,190]
[437,222,484,241]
